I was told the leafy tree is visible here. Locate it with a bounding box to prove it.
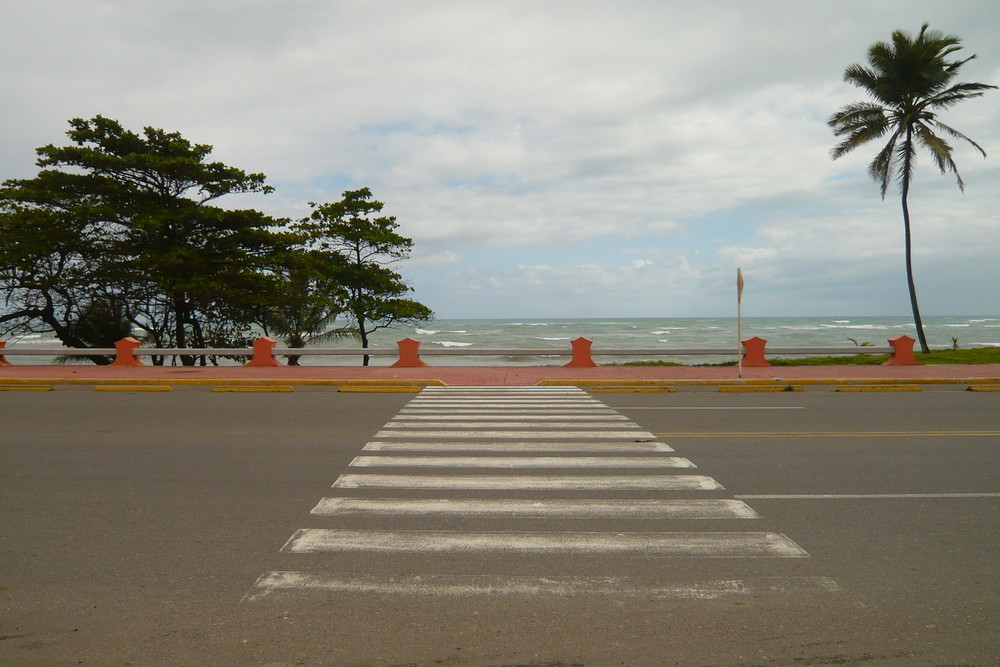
[1,116,289,364]
[295,188,432,365]
[829,24,996,353]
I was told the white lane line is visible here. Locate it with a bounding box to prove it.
[620,407,807,411]
[374,430,657,439]
[311,498,760,519]
[406,401,604,407]
[736,493,1000,499]
[332,473,723,490]
[421,387,586,392]
[348,455,696,469]
[383,421,635,429]
[245,573,839,601]
[390,414,629,422]
[363,441,675,452]
[282,529,808,557]
[399,408,620,414]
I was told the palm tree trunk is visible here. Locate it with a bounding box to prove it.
[899,144,931,354]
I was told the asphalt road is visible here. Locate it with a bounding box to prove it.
[1,387,998,666]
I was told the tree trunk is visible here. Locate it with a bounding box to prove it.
[173,292,195,366]
[900,137,930,354]
[358,319,370,366]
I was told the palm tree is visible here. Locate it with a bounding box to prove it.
[264,307,359,366]
[828,23,995,353]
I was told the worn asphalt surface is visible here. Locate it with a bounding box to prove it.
[1,366,999,665]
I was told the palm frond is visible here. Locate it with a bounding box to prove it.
[307,326,361,346]
[914,123,965,190]
[869,132,901,199]
[927,81,998,110]
[930,119,989,158]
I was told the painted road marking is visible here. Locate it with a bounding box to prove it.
[388,414,630,422]
[736,493,1000,499]
[375,429,657,439]
[348,455,696,469]
[654,430,1000,438]
[332,473,724,491]
[384,420,632,429]
[245,385,831,605]
[399,408,622,415]
[311,497,760,519]
[362,440,675,452]
[246,573,838,601]
[282,529,808,557]
[621,406,806,410]
[405,401,605,407]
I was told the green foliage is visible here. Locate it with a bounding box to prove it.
[1,116,289,364]
[828,25,996,354]
[2,120,433,365]
[618,347,1000,366]
[294,188,432,365]
[917,347,1000,364]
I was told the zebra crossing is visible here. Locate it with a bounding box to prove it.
[246,386,836,602]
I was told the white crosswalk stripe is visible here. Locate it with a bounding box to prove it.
[246,572,840,602]
[374,429,658,439]
[310,497,761,519]
[348,455,696,468]
[332,473,723,490]
[362,440,675,452]
[246,386,825,602]
[282,529,809,557]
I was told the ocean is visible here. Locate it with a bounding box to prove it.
[4,316,998,366]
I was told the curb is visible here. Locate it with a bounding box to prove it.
[0,376,997,390]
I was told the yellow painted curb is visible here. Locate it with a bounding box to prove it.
[339,379,445,387]
[967,385,1000,392]
[0,377,447,388]
[338,386,422,393]
[718,385,803,393]
[539,379,778,387]
[0,384,52,391]
[589,386,677,393]
[212,385,294,392]
[94,385,172,392]
[835,385,922,392]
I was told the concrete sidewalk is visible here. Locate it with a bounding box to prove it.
[2,362,999,387]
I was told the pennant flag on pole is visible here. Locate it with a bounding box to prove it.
[737,268,744,378]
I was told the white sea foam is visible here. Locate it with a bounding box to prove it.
[538,337,570,341]
[415,329,439,335]
[437,341,473,347]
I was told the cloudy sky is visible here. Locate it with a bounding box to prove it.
[2,0,998,318]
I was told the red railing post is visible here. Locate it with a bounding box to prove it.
[741,336,771,367]
[110,337,145,366]
[884,334,920,365]
[565,337,598,367]
[392,337,429,367]
[245,336,283,367]
[0,340,12,366]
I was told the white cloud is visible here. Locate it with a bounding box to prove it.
[2,0,998,318]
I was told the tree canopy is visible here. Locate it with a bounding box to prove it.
[295,188,433,365]
[1,117,431,365]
